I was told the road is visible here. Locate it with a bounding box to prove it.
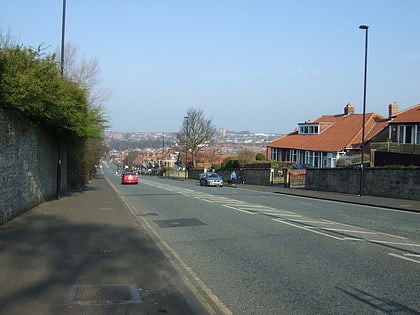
[103,165,420,315]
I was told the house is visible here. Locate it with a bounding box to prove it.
[266,103,388,168]
[371,103,420,165]
[386,103,420,145]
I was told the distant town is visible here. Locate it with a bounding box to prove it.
[105,129,283,156]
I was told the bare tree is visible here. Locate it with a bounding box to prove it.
[0,29,19,48]
[57,42,110,110]
[176,108,217,168]
[238,148,256,165]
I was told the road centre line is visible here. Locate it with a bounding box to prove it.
[388,253,420,264]
[368,240,420,247]
[142,179,420,258]
[223,205,256,215]
[321,228,379,234]
[405,253,420,257]
[272,218,345,240]
[268,213,302,217]
[289,219,332,224]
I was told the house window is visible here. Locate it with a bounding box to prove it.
[290,149,304,163]
[290,149,297,162]
[304,151,321,167]
[398,124,418,144]
[270,148,282,161]
[417,126,420,145]
[270,148,277,161]
[298,124,319,134]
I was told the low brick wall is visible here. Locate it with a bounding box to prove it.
[306,168,420,201]
[0,108,66,225]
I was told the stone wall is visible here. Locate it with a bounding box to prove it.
[0,108,66,225]
[306,168,420,201]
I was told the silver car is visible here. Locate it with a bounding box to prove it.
[199,172,224,187]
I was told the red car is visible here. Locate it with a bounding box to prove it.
[121,171,139,184]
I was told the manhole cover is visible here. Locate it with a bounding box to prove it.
[153,218,206,228]
[65,284,141,305]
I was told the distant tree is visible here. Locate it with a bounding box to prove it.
[176,108,217,168]
[123,151,139,169]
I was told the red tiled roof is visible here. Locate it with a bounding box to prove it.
[390,104,420,124]
[268,112,387,152]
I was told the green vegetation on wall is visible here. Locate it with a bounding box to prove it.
[0,42,108,187]
[0,45,106,141]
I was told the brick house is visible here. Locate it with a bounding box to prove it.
[386,103,420,145]
[266,103,388,168]
[371,103,420,164]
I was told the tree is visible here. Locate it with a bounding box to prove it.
[238,148,256,165]
[57,43,110,111]
[0,34,108,187]
[176,108,217,168]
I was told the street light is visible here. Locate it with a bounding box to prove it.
[359,24,369,196]
[184,116,189,179]
[57,0,66,199]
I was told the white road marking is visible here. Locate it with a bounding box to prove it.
[223,205,256,215]
[321,228,378,234]
[388,253,420,264]
[140,178,420,264]
[272,218,345,240]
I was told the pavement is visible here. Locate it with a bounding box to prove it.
[0,173,205,315]
[0,174,418,315]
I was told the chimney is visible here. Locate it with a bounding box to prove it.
[388,102,399,119]
[344,103,355,115]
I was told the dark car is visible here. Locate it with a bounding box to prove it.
[199,172,224,187]
[121,171,139,184]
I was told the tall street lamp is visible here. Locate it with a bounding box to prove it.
[57,0,66,199]
[359,24,369,196]
[162,133,165,167]
[184,116,189,179]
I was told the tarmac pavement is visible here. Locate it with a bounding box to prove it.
[0,173,418,315]
[0,173,205,315]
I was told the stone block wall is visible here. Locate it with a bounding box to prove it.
[0,108,66,224]
[306,168,420,201]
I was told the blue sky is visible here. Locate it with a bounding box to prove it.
[2,1,420,133]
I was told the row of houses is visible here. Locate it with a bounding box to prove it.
[266,103,420,167]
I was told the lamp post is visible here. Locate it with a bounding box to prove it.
[57,0,66,199]
[359,24,369,196]
[162,133,165,167]
[184,116,189,178]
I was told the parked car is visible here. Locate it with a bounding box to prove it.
[121,171,139,184]
[199,172,224,187]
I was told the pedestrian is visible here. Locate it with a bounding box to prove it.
[230,170,237,186]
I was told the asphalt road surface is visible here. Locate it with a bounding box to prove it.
[104,165,420,315]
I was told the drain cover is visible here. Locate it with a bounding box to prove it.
[65,284,141,305]
[153,218,206,228]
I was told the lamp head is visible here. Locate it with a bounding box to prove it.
[359,25,369,30]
